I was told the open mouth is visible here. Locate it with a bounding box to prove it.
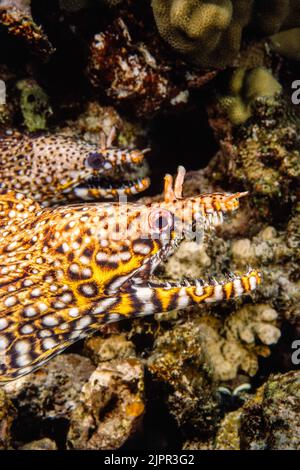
[132,236,260,301]
[73,174,150,199]
[129,213,261,301]
[73,148,151,199]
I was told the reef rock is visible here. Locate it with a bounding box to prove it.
[87,17,186,118]
[2,354,95,447]
[20,437,57,450]
[0,0,54,58]
[67,357,145,449]
[148,318,221,438]
[240,370,300,450]
[0,388,16,449]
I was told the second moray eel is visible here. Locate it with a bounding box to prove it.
[0,129,150,206]
[0,166,261,382]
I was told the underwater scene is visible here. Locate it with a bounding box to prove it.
[0,0,299,452]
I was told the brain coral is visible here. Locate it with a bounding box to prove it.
[151,0,300,68]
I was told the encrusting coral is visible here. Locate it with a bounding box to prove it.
[208,86,300,204]
[239,371,300,450]
[151,0,300,68]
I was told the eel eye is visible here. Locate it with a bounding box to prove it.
[148,209,174,234]
[86,152,104,170]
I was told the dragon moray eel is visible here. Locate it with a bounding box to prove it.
[0,129,150,206]
[0,166,261,382]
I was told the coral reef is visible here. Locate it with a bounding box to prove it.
[0,388,15,449]
[148,318,221,437]
[3,354,95,423]
[20,437,57,450]
[149,297,280,384]
[214,409,241,450]
[208,91,300,207]
[67,358,145,449]
[218,67,282,125]
[240,370,300,450]
[0,0,299,453]
[0,0,54,58]
[87,17,186,117]
[151,0,300,68]
[151,0,252,68]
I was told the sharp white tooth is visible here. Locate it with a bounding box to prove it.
[165,282,172,289]
[249,275,257,290]
[195,280,203,296]
[213,212,219,226]
[208,214,213,225]
[213,284,224,300]
[233,278,244,296]
[218,212,224,224]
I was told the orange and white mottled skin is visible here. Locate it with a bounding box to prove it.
[0,166,261,382]
[0,128,150,206]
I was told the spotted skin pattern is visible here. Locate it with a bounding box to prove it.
[0,130,150,206]
[0,166,261,382]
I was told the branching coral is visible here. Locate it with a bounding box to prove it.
[151,0,300,68]
[218,67,282,125]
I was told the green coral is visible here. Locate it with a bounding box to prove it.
[151,0,252,68]
[16,79,52,132]
[270,28,300,60]
[219,67,282,125]
[151,0,300,68]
